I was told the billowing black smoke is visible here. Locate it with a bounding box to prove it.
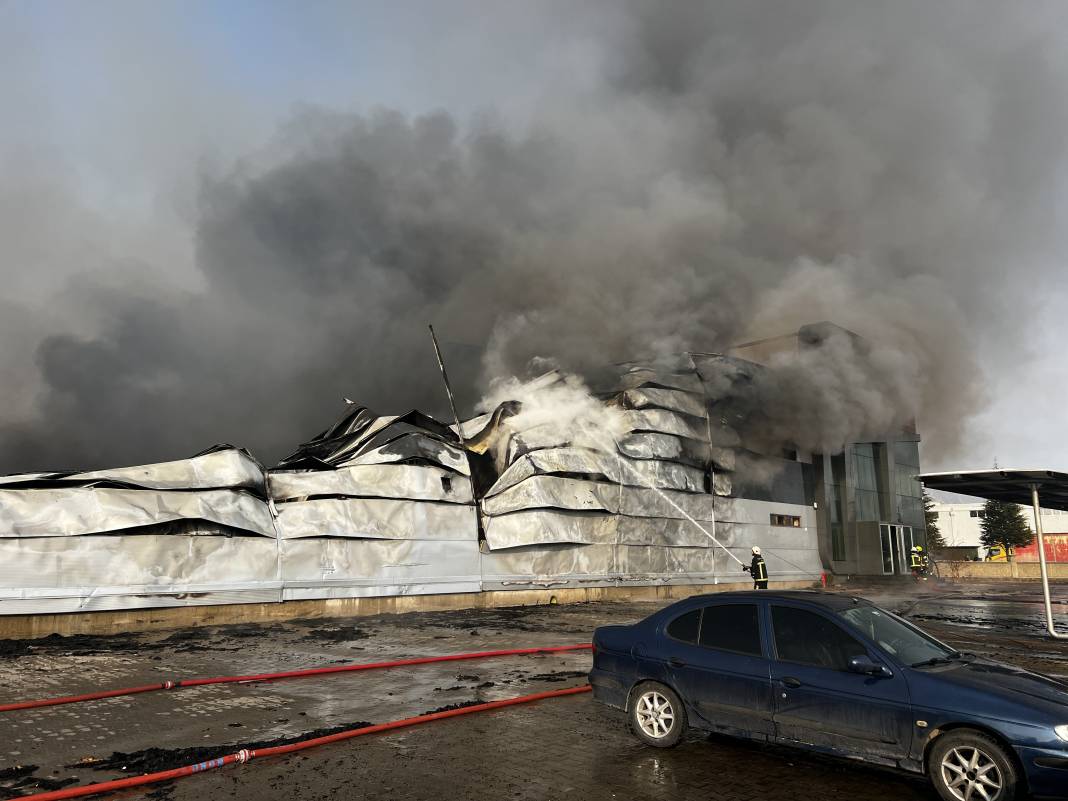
[2,0,1067,471]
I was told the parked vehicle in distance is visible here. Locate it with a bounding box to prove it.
[589,591,1068,801]
[986,546,1013,562]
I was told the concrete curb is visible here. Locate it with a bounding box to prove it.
[0,580,819,638]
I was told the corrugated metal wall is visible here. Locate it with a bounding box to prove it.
[0,359,823,615]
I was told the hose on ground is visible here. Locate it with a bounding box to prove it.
[17,685,593,801]
[0,644,592,713]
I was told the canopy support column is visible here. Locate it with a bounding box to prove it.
[1030,483,1066,639]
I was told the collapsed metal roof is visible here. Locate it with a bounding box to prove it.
[0,355,825,615]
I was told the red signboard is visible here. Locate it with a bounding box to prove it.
[1015,533,1068,563]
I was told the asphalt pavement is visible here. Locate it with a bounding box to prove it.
[1,579,1066,800]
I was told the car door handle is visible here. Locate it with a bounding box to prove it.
[781,677,802,688]
[669,657,686,668]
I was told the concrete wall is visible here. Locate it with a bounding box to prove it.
[934,560,1068,580]
[0,578,820,639]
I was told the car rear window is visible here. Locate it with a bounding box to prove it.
[666,609,701,643]
[772,606,867,670]
[698,604,762,656]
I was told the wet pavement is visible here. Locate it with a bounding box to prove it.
[1,579,1066,800]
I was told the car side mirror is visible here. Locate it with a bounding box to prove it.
[849,655,891,677]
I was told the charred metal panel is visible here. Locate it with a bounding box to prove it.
[269,464,473,503]
[333,435,470,475]
[482,476,719,520]
[503,425,573,466]
[622,409,709,441]
[484,447,706,497]
[618,388,709,418]
[483,510,619,547]
[0,353,833,616]
[0,534,281,613]
[278,407,468,474]
[731,452,807,504]
[273,497,477,541]
[0,445,266,492]
[480,543,622,588]
[617,543,719,576]
[616,518,736,548]
[615,366,706,394]
[0,487,277,538]
[279,537,481,599]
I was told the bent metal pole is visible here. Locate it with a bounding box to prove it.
[428,324,467,450]
[1030,483,1067,639]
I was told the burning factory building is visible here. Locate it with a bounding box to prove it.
[0,322,926,620]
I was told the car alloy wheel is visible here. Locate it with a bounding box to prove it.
[635,690,675,739]
[939,745,1004,801]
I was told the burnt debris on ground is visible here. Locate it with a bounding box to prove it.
[299,627,372,643]
[420,700,486,716]
[68,721,374,774]
[0,765,77,800]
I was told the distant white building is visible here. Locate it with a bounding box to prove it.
[928,490,1068,548]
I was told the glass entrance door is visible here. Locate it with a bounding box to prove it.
[897,526,913,573]
[880,524,894,574]
[880,524,914,575]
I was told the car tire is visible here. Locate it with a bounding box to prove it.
[928,729,1019,801]
[628,682,687,748]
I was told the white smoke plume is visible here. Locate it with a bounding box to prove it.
[477,370,630,472]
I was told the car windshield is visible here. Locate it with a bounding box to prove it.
[837,604,958,666]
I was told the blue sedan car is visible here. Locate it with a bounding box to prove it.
[589,591,1068,801]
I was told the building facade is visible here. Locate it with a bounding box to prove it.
[0,321,919,618]
[730,322,927,577]
[929,495,1068,561]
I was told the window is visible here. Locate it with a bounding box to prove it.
[852,443,887,522]
[770,514,801,527]
[969,510,986,519]
[698,604,763,657]
[838,605,955,666]
[772,606,868,671]
[666,609,701,643]
[831,522,846,561]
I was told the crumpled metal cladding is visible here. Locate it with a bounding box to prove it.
[0,360,822,614]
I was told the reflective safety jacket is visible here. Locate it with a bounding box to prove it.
[910,550,923,569]
[750,555,768,582]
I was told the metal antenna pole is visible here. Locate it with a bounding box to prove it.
[428,325,467,449]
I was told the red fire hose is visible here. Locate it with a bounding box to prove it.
[0,644,592,713]
[16,684,593,801]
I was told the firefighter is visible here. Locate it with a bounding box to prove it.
[743,546,769,589]
[910,545,924,580]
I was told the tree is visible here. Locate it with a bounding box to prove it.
[979,499,1033,555]
[923,491,945,549]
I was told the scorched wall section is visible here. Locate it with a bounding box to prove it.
[0,356,825,616]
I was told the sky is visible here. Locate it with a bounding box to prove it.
[1,0,1067,473]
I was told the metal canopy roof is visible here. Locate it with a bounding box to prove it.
[919,469,1068,512]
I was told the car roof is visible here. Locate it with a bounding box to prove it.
[681,590,867,611]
